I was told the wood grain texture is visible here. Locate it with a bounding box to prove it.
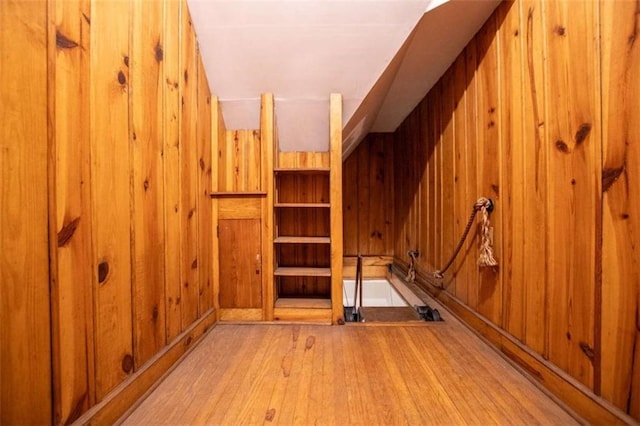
[521,0,548,357]
[76,309,216,426]
[163,0,182,344]
[342,133,394,257]
[124,323,576,424]
[474,13,502,326]
[278,152,329,169]
[498,0,525,341]
[440,72,455,293]
[402,264,633,425]
[544,0,599,388]
[389,0,637,421]
[50,0,95,422]
[179,0,199,329]
[131,0,166,369]
[342,151,359,255]
[196,56,213,316]
[0,0,52,423]
[90,0,134,401]
[218,219,263,309]
[330,93,344,324]
[600,0,640,415]
[451,53,470,304]
[219,130,261,192]
[262,93,276,321]
[464,37,480,311]
[211,96,225,315]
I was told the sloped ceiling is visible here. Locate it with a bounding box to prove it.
[187,0,501,155]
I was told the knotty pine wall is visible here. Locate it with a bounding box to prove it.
[343,133,394,257]
[342,133,395,278]
[1,0,215,424]
[391,0,639,421]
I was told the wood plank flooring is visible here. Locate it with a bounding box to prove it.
[123,313,577,424]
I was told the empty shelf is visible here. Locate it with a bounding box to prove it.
[274,236,330,244]
[274,267,331,277]
[274,298,332,309]
[274,168,330,174]
[274,203,330,208]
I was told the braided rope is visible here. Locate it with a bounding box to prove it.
[432,197,497,280]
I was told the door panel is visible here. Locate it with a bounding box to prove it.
[218,219,262,308]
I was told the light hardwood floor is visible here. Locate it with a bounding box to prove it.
[123,315,577,424]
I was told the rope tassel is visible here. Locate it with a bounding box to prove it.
[476,198,498,268]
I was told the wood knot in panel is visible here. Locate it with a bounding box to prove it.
[98,261,109,284]
[602,166,625,192]
[121,354,134,374]
[555,140,570,153]
[55,30,78,49]
[574,123,591,145]
[579,342,595,361]
[58,216,81,247]
[154,41,163,62]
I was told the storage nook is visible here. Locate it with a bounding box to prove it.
[211,93,343,324]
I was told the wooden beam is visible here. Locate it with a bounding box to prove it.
[330,94,344,324]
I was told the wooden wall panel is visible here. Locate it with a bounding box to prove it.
[463,38,480,311]
[218,130,262,192]
[2,0,216,421]
[600,0,640,415]
[390,0,637,421]
[342,133,394,257]
[498,0,525,341]
[90,0,134,401]
[131,0,166,369]
[440,71,455,291]
[51,0,95,422]
[474,13,502,326]
[197,57,213,315]
[521,0,548,357]
[0,0,52,423]
[342,150,359,255]
[163,0,182,343]
[451,54,469,304]
[179,1,199,328]
[543,0,599,389]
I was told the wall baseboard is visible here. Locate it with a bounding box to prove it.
[75,309,217,425]
[392,260,634,425]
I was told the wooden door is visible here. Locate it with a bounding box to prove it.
[218,219,262,308]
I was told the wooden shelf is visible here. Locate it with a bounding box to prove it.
[274,236,330,244]
[274,267,331,277]
[274,203,330,208]
[274,298,332,309]
[274,168,330,174]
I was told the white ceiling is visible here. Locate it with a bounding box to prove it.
[187,0,500,154]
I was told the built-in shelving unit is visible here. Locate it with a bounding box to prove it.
[270,94,343,323]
